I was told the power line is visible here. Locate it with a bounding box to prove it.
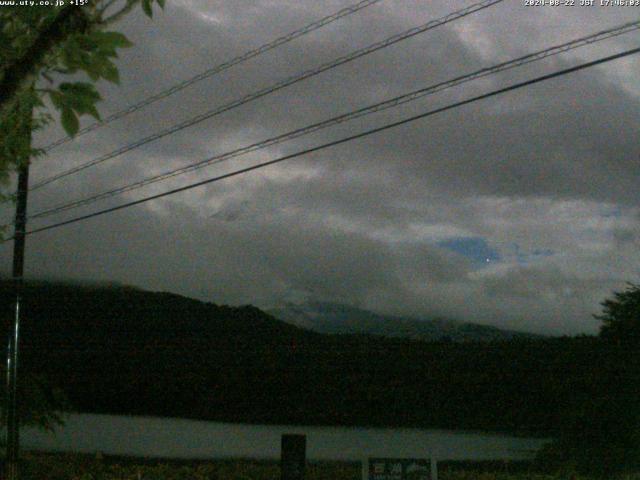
[16,46,640,239]
[39,0,387,153]
[25,19,640,222]
[31,0,504,191]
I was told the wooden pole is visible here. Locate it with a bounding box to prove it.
[281,434,306,480]
[4,90,32,480]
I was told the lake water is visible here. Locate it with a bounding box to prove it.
[20,413,549,461]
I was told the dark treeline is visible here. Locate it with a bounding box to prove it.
[0,281,637,444]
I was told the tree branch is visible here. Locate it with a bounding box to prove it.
[0,6,91,115]
[101,0,141,26]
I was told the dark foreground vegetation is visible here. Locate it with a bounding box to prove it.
[1,281,640,476]
[10,452,640,480]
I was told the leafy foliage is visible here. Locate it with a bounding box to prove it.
[0,0,164,431]
[0,86,43,203]
[537,284,640,476]
[596,283,640,344]
[0,371,69,435]
[15,453,640,480]
[49,82,102,134]
[0,0,164,196]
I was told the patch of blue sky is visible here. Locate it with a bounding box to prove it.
[437,237,501,265]
[513,243,555,265]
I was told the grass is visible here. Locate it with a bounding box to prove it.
[11,451,640,479]
[17,452,359,480]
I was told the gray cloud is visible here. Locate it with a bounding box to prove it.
[2,0,639,335]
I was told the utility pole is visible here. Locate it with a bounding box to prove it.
[5,93,33,480]
[5,164,28,480]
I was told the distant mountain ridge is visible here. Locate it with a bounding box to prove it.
[268,302,543,342]
[1,279,578,436]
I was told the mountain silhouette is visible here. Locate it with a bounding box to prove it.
[268,302,542,342]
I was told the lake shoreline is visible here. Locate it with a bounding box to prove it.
[20,413,548,462]
[61,410,552,440]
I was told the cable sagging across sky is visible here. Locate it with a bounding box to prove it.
[39,0,387,153]
[17,46,640,239]
[31,0,504,191]
[25,19,640,222]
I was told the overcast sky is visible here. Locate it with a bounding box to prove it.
[1,0,639,335]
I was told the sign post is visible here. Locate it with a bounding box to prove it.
[281,434,306,480]
[365,457,433,480]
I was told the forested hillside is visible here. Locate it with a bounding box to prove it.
[268,302,543,341]
[0,281,635,439]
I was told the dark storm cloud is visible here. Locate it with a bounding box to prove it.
[14,199,469,307]
[2,0,639,335]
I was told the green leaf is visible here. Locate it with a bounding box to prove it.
[60,108,79,136]
[93,31,133,50]
[48,91,64,110]
[101,62,120,84]
[60,46,81,73]
[74,34,98,52]
[142,0,153,17]
[82,102,100,121]
[59,82,101,106]
[84,68,100,82]
[156,0,166,8]
[57,82,102,121]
